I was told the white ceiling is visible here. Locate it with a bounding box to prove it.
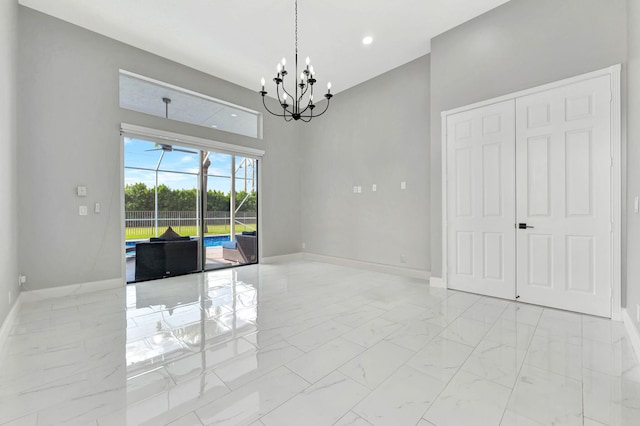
[19,0,511,95]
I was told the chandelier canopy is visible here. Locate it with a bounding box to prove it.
[259,0,332,122]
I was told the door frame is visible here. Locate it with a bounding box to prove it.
[440,64,622,320]
[119,123,265,282]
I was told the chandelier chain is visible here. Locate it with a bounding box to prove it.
[295,0,298,57]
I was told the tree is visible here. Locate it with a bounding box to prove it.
[125,183,255,213]
[125,183,153,211]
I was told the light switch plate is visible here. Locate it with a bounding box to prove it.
[77,186,87,197]
[372,184,377,192]
[94,202,101,214]
[357,186,362,193]
[79,205,88,216]
[401,181,406,190]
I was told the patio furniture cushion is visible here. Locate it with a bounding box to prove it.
[151,227,190,242]
[221,240,237,249]
[159,226,181,240]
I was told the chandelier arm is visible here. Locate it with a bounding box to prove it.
[298,99,314,116]
[261,96,282,116]
[310,98,331,117]
[261,97,295,118]
[275,82,294,113]
[298,82,309,103]
[279,84,296,105]
[296,83,314,115]
[299,98,316,121]
[262,93,299,118]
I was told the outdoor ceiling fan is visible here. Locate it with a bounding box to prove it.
[144,97,198,155]
[145,143,198,154]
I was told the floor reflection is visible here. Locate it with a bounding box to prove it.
[2,261,640,426]
[126,268,259,372]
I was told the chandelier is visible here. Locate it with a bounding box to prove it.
[259,0,332,122]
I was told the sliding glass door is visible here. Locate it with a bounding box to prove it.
[201,152,258,271]
[124,137,258,283]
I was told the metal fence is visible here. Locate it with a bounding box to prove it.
[125,211,257,238]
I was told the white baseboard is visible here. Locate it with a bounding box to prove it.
[261,252,304,264]
[0,293,21,347]
[623,308,640,361]
[302,252,430,280]
[429,277,446,289]
[20,278,124,303]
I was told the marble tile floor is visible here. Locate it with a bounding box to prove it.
[1,260,639,426]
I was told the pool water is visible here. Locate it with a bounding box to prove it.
[203,235,231,247]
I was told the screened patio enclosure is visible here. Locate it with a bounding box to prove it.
[124,136,258,283]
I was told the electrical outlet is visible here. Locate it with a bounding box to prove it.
[372,184,377,192]
[79,205,88,216]
[353,186,358,193]
[401,181,406,190]
[302,242,306,249]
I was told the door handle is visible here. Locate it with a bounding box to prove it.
[518,223,534,229]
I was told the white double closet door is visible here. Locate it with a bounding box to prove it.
[446,74,613,317]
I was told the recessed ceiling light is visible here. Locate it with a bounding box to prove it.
[362,36,373,45]
[231,113,237,117]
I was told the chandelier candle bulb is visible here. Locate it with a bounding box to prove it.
[261,78,265,91]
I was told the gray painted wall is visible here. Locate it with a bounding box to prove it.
[430,0,627,278]
[626,0,640,330]
[18,7,301,291]
[0,0,19,325]
[301,55,430,272]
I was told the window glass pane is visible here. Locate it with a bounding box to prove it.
[124,138,163,170]
[120,72,260,138]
